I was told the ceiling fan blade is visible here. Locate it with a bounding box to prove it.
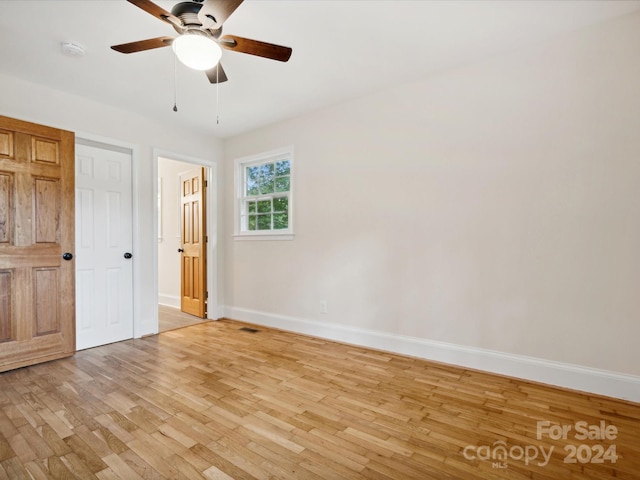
[198,0,244,29]
[127,0,182,28]
[205,63,229,84]
[219,35,292,62]
[111,36,174,54]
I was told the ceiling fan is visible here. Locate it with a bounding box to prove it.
[111,0,292,84]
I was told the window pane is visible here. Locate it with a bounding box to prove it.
[247,165,259,181]
[258,164,275,194]
[247,179,259,196]
[259,178,274,194]
[247,201,256,214]
[248,215,257,230]
[257,200,271,214]
[275,160,290,176]
[273,197,288,213]
[275,176,290,193]
[257,214,271,230]
[260,163,274,176]
[246,166,260,195]
[273,213,288,230]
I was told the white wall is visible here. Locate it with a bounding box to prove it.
[223,12,640,400]
[0,73,223,336]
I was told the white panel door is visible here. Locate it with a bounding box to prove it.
[75,143,133,350]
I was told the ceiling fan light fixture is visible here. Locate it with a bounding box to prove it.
[172,33,221,71]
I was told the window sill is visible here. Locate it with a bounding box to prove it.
[233,233,294,241]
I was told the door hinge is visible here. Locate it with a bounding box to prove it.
[205,235,208,242]
[206,291,209,299]
[204,180,208,187]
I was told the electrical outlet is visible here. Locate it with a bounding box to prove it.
[319,300,328,314]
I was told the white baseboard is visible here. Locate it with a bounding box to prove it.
[223,306,640,404]
[158,294,180,309]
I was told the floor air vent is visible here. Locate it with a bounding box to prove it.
[239,327,260,333]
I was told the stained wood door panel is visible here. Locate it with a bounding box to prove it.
[0,173,10,243]
[0,115,75,372]
[31,136,60,164]
[34,267,60,335]
[180,168,206,318]
[0,270,11,342]
[34,176,61,243]
[0,129,13,157]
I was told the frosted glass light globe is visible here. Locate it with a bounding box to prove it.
[172,34,222,71]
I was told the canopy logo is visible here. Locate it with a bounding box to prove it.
[463,419,618,469]
[463,441,553,469]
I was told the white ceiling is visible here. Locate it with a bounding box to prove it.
[1,0,639,138]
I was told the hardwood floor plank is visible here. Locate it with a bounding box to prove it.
[201,464,235,480]
[39,425,71,458]
[158,305,207,333]
[101,453,145,480]
[94,426,129,455]
[64,434,108,473]
[0,437,15,463]
[1,457,32,480]
[244,441,324,480]
[17,425,54,460]
[198,440,267,480]
[117,449,166,480]
[162,416,213,447]
[0,319,638,478]
[94,414,136,444]
[168,454,207,480]
[22,461,52,480]
[303,426,371,464]
[59,452,100,479]
[46,455,77,479]
[126,434,186,479]
[294,430,367,474]
[6,433,35,464]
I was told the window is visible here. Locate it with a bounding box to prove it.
[234,146,293,239]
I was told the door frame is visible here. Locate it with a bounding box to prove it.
[75,131,142,338]
[152,149,218,328]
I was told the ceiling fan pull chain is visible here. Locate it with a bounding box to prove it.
[173,53,179,112]
[216,63,220,124]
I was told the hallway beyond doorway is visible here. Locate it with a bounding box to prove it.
[158,304,207,333]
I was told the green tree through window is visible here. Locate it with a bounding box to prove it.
[236,149,293,237]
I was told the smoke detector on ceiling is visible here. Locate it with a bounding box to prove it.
[61,42,85,57]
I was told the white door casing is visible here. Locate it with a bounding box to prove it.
[75,142,134,350]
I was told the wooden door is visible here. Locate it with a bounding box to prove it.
[0,115,75,372]
[180,167,207,318]
[75,142,133,350]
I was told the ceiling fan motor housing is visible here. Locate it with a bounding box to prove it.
[170,1,222,37]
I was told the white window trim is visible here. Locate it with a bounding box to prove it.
[233,145,294,240]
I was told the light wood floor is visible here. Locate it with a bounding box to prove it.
[158,304,207,333]
[0,320,638,479]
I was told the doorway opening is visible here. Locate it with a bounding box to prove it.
[156,153,217,333]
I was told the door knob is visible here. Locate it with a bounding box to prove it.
[62,252,73,261]
[178,248,184,252]
[124,252,132,259]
